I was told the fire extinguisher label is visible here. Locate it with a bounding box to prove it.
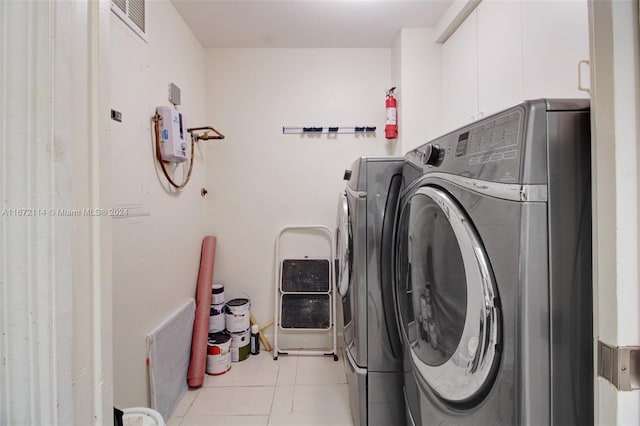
[386,108,397,124]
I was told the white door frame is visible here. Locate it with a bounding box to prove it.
[589,0,640,424]
[0,0,113,424]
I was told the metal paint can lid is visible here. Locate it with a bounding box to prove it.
[226,297,250,307]
[208,331,231,345]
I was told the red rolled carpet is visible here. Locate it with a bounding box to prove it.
[187,236,217,388]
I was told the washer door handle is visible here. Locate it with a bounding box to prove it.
[468,304,499,374]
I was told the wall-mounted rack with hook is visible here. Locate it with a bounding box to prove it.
[282,126,376,135]
[188,126,225,141]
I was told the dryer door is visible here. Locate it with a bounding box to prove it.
[336,191,351,297]
[395,186,501,404]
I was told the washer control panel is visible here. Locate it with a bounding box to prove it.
[454,110,521,165]
[407,107,524,183]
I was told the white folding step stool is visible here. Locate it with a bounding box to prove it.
[272,225,338,361]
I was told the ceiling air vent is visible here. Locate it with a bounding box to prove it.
[111,0,147,42]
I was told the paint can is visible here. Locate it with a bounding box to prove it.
[230,329,250,362]
[209,302,226,333]
[211,283,225,305]
[225,298,251,333]
[206,331,232,375]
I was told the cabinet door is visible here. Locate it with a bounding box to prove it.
[522,0,590,99]
[442,9,478,131]
[477,0,523,116]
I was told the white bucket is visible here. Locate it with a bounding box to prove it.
[230,329,250,362]
[225,298,251,333]
[211,283,225,305]
[206,332,232,375]
[209,302,225,333]
[122,407,165,426]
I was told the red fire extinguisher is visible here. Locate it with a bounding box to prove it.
[385,87,398,139]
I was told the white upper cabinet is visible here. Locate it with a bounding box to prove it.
[477,0,523,118]
[442,0,590,133]
[443,9,479,131]
[521,0,590,99]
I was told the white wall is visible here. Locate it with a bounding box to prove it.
[110,0,209,407]
[392,28,444,153]
[203,48,395,337]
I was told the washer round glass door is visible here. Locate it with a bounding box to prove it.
[336,191,351,297]
[395,185,501,404]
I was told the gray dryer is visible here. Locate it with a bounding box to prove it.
[337,156,406,426]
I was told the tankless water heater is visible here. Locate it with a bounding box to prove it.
[156,106,188,163]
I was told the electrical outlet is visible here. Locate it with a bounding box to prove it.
[111,109,122,122]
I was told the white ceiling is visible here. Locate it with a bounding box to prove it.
[170,0,453,48]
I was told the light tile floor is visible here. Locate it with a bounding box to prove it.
[167,350,354,426]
